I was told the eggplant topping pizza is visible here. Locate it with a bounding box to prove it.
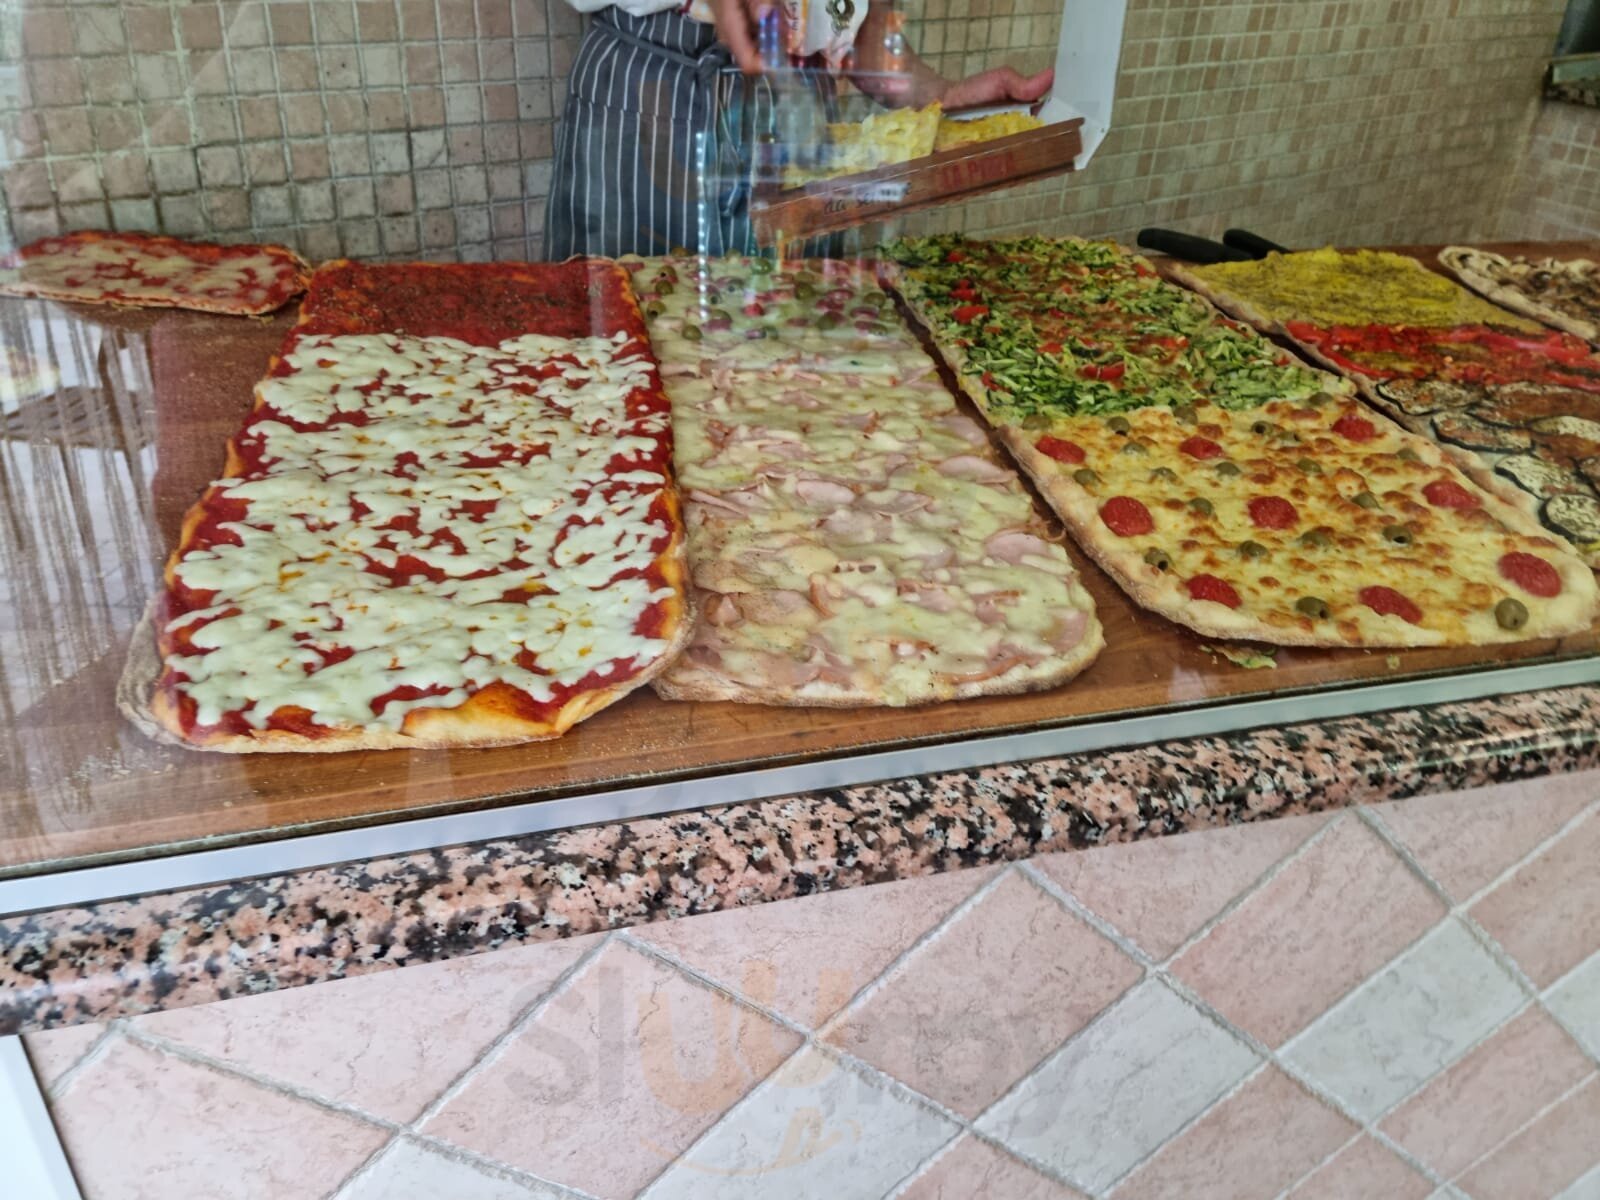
[0,231,311,316]
[1165,247,1545,334]
[1440,247,1599,345]
[883,235,1600,647]
[628,255,1103,706]
[123,260,691,751]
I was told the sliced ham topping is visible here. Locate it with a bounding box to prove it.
[819,509,878,540]
[863,489,934,515]
[896,580,959,613]
[737,589,813,622]
[937,454,1015,483]
[937,412,989,446]
[983,529,1055,564]
[704,593,741,625]
[974,590,1021,625]
[1050,609,1090,650]
[795,478,856,507]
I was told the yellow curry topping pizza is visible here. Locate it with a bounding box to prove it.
[132,260,690,752]
[883,234,1600,647]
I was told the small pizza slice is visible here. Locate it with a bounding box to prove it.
[0,230,310,315]
[126,260,691,752]
[1440,247,1600,345]
[1165,247,1546,334]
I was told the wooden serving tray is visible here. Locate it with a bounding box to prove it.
[750,118,1084,246]
[1,242,1596,877]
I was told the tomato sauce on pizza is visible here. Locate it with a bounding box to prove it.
[146,260,689,751]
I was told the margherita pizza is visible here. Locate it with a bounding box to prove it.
[0,231,311,315]
[627,254,1103,706]
[122,260,691,751]
[1440,247,1600,345]
[884,234,1600,646]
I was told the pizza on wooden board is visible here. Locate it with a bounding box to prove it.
[1440,246,1600,345]
[623,255,1103,706]
[883,235,1600,647]
[0,230,311,316]
[121,259,692,752]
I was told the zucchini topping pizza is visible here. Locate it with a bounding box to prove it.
[128,260,690,751]
[628,255,1103,706]
[1171,247,1600,566]
[1440,247,1600,345]
[0,231,311,316]
[884,234,1600,647]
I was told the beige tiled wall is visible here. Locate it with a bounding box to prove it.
[1505,99,1600,241]
[26,772,1600,1199]
[0,0,1588,260]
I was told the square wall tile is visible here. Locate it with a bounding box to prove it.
[1281,919,1525,1122]
[422,941,801,1200]
[1171,818,1446,1046]
[1381,1007,1593,1181]
[1111,1068,1354,1200]
[825,872,1140,1118]
[978,979,1257,1194]
[641,1047,957,1200]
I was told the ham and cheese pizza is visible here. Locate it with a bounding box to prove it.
[0,231,310,315]
[121,260,691,751]
[884,235,1600,647]
[628,255,1103,706]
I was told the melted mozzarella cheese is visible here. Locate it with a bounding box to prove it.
[168,331,675,731]
[1,235,298,306]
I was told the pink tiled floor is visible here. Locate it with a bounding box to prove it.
[24,771,1600,1200]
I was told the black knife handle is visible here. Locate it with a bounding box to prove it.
[1136,228,1255,264]
[1222,228,1289,258]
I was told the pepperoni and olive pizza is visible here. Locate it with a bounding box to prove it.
[121,260,691,752]
[0,230,311,316]
[884,235,1600,646]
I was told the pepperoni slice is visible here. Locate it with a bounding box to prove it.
[1100,496,1154,537]
[1359,585,1423,624]
[1499,551,1562,598]
[1248,496,1298,529]
[1332,413,1378,442]
[1187,574,1241,608]
[1035,435,1086,464]
[1179,436,1223,460]
[1422,479,1481,510]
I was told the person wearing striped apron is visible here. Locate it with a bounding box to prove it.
[544,0,1055,260]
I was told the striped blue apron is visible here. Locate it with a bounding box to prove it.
[544,8,840,259]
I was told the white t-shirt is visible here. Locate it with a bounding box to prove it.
[561,0,868,65]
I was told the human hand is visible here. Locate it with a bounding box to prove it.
[940,66,1054,111]
[709,0,774,74]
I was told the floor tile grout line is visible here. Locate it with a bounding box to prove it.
[879,1130,966,1200]
[41,1023,119,1101]
[625,919,1105,1199]
[326,932,618,1200]
[812,863,1020,1041]
[1359,803,1600,1070]
[1432,1066,1600,1188]
[1269,1131,1369,1200]
[400,1130,606,1200]
[1021,862,1456,1194]
[617,931,812,1038]
[121,1023,403,1132]
[1151,809,1351,971]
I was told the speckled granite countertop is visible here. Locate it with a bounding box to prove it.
[3,683,1599,1036]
